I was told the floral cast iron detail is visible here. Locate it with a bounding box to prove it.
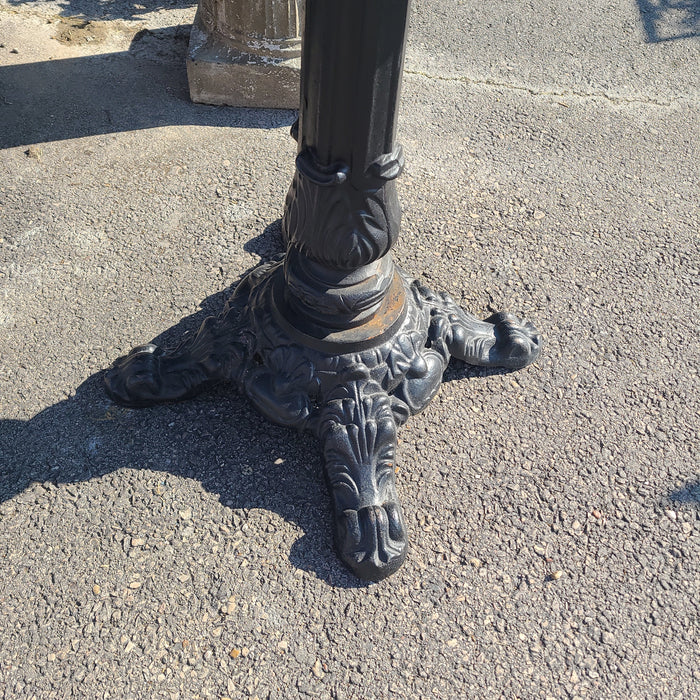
[318,367,406,579]
[282,152,400,272]
[104,261,541,581]
[280,144,404,332]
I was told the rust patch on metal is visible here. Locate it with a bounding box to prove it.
[273,268,408,354]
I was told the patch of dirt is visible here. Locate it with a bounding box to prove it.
[52,16,139,46]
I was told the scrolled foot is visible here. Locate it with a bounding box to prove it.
[336,502,407,581]
[414,278,542,371]
[319,368,408,580]
[105,341,223,407]
[104,344,177,407]
[486,311,542,369]
[104,314,248,407]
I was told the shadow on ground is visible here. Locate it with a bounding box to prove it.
[636,0,699,41]
[5,0,699,42]
[669,479,700,506]
[0,293,360,587]
[5,0,197,21]
[0,26,296,149]
[0,219,530,585]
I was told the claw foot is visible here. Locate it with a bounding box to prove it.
[104,344,176,407]
[104,340,221,407]
[486,312,542,369]
[337,502,407,581]
[319,369,407,580]
[418,276,543,370]
[104,313,248,407]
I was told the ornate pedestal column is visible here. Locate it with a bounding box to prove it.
[107,0,541,581]
[187,0,302,108]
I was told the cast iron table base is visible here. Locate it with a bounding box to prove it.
[105,259,540,580]
[104,0,542,581]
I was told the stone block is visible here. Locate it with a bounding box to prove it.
[186,1,302,109]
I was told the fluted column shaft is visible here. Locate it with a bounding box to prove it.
[199,0,302,45]
[281,0,412,338]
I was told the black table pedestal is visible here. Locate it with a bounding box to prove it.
[105,0,541,581]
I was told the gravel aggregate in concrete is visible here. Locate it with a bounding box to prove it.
[1,1,698,698]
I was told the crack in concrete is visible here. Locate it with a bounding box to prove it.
[404,68,685,107]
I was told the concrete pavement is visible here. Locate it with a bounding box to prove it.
[1,1,698,698]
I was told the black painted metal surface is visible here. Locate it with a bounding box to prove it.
[105,0,542,581]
